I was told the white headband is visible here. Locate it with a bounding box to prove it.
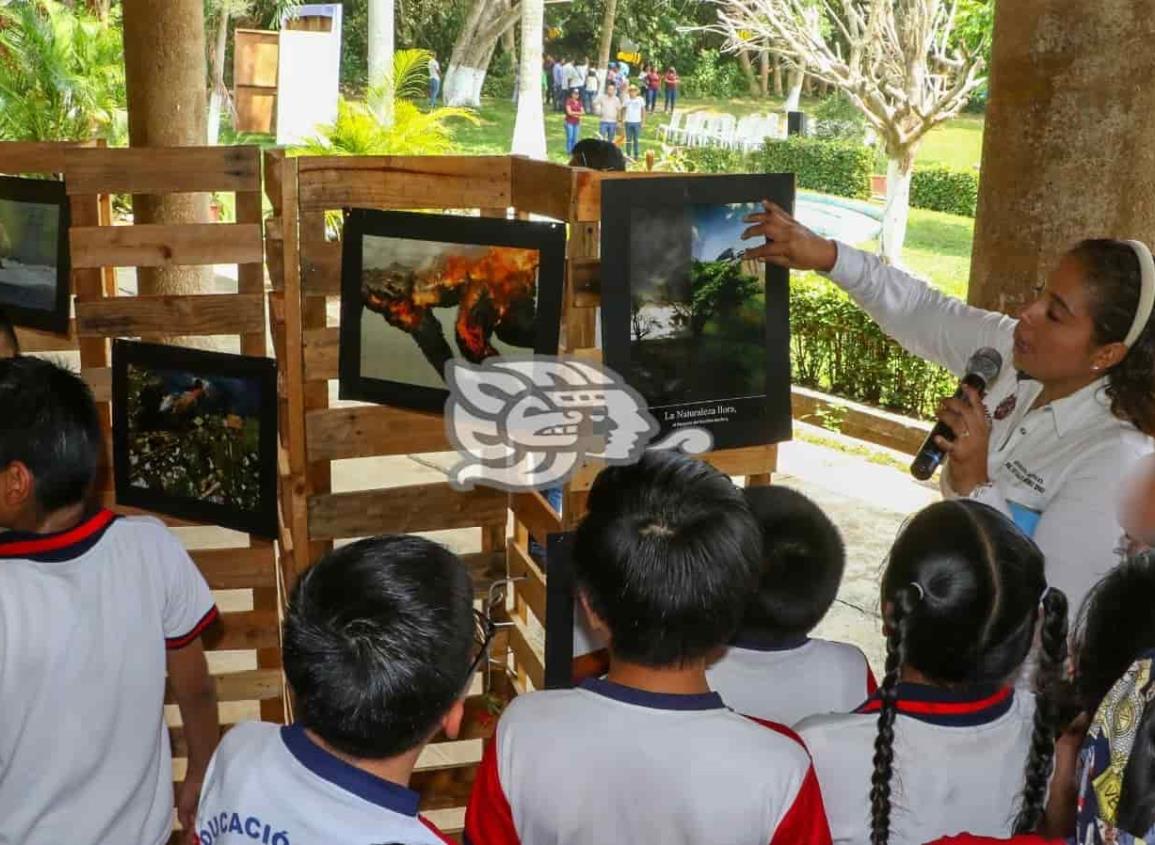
[1124,240,1155,348]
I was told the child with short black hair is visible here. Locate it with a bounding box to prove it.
[195,534,478,844]
[466,450,831,845]
[707,485,876,724]
[796,499,1067,845]
[0,307,18,357]
[0,356,220,845]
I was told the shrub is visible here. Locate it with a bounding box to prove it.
[679,50,746,99]
[911,166,980,217]
[754,137,873,200]
[682,146,752,174]
[812,93,866,142]
[790,273,956,420]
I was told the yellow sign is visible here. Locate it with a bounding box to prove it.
[617,51,641,65]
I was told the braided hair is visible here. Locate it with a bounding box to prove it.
[868,500,1064,845]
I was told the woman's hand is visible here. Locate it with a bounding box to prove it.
[741,200,838,272]
[937,384,992,495]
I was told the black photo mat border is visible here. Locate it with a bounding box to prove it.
[0,175,72,335]
[600,174,795,451]
[111,339,280,538]
[338,208,567,413]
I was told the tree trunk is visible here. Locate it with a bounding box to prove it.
[87,0,110,21]
[879,149,916,265]
[737,49,759,97]
[122,0,211,297]
[511,0,545,159]
[368,0,395,125]
[596,0,618,74]
[759,49,769,98]
[784,63,804,111]
[772,53,783,96]
[207,9,230,146]
[444,0,519,107]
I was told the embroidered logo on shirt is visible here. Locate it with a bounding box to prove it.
[994,394,1018,421]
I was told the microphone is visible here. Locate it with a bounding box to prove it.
[910,347,1003,481]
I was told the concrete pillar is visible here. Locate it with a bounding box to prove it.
[122,0,211,296]
[969,2,1155,313]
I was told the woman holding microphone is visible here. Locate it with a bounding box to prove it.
[742,202,1154,616]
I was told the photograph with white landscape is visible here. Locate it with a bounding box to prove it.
[0,197,60,311]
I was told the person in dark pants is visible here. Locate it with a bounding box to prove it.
[664,65,679,112]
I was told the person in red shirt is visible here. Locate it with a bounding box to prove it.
[563,88,583,155]
[663,66,679,112]
[643,64,661,113]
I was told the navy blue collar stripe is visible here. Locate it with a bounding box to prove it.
[580,677,726,711]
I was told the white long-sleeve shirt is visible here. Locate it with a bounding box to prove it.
[824,245,1151,616]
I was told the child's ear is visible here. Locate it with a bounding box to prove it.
[578,589,609,637]
[440,698,466,741]
[0,461,32,510]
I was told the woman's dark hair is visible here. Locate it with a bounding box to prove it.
[573,450,761,668]
[1072,551,1155,713]
[283,535,474,760]
[1070,239,1155,435]
[868,500,1067,844]
[736,485,845,643]
[1118,695,1155,835]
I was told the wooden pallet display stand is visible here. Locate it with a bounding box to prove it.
[264,152,598,833]
[54,145,285,843]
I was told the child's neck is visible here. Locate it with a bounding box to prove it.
[7,501,88,535]
[304,728,420,789]
[606,657,711,695]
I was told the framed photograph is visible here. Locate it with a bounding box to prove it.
[338,209,566,413]
[111,340,279,538]
[601,175,796,451]
[0,175,71,334]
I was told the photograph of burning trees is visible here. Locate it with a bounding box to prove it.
[0,175,69,334]
[112,340,278,537]
[339,210,565,412]
[601,176,794,450]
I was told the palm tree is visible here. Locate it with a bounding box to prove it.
[510,0,544,158]
[0,0,126,142]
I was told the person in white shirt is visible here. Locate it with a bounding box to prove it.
[594,83,623,142]
[0,357,221,845]
[196,535,483,845]
[428,54,441,107]
[564,58,582,93]
[743,202,1155,619]
[796,499,1069,845]
[707,486,876,725]
[622,84,646,159]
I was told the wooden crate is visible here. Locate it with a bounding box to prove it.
[51,145,283,845]
[234,29,280,134]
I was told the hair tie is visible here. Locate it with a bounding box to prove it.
[909,581,925,601]
[1123,240,1155,348]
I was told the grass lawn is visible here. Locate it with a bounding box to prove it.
[857,208,975,299]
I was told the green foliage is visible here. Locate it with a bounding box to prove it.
[678,49,745,98]
[754,137,873,200]
[911,166,980,218]
[790,273,956,420]
[682,146,750,174]
[0,0,126,143]
[812,93,866,142]
[690,259,761,335]
[293,49,479,156]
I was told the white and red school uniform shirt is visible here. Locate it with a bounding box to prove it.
[796,683,1037,845]
[0,511,218,845]
[707,636,878,725]
[465,677,831,845]
[195,722,453,845]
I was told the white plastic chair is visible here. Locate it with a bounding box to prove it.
[705,113,737,148]
[657,111,684,143]
[672,111,708,145]
[732,114,762,151]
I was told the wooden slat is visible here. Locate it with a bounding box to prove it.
[569,445,779,492]
[165,669,283,704]
[506,540,546,623]
[0,140,98,175]
[296,156,513,212]
[306,405,450,461]
[84,366,111,402]
[423,808,466,836]
[191,545,277,589]
[75,293,265,337]
[66,146,261,195]
[301,239,341,295]
[569,257,600,307]
[510,157,574,221]
[303,327,339,380]
[510,491,563,543]
[16,321,77,353]
[71,223,263,269]
[415,738,483,773]
[307,483,508,541]
[201,610,281,651]
[507,619,544,691]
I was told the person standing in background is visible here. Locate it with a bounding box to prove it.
[664,66,680,112]
[544,55,555,107]
[576,56,590,91]
[584,66,599,113]
[564,57,582,96]
[427,54,441,107]
[623,84,645,159]
[552,58,567,112]
[594,82,623,142]
[645,64,661,113]
[564,88,584,155]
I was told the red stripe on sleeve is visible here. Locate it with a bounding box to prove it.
[745,715,809,751]
[768,764,832,845]
[866,664,878,696]
[923,836,1062,845]
[465,737,521,845]
[165,606,220,650]
[420,815,456,844]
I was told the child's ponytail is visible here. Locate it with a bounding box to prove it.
[1012,588,1069,834]
[869,582,921,845]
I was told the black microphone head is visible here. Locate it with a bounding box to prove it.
[966,347,1003,389]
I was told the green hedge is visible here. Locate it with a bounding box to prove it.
[910,166,980,218]
[754,137,873,200]
[790,274,956,420]
[682,146,752,174]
